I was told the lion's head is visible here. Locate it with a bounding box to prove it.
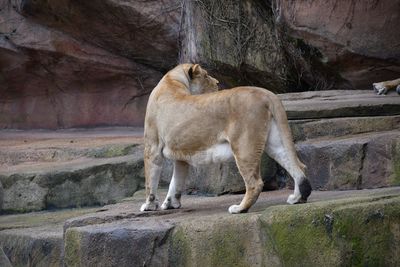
[186,64,219,94]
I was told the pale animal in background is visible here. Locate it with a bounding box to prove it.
[140,64,312,214]
[373,78,400,95]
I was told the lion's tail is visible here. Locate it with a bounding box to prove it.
[267,93,306,178]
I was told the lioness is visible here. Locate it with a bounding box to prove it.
[140,64,312,214]
[373,78,400,95]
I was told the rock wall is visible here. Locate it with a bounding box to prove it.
[0,0,180,129]
[1,0,399,129]
[275,0,400,90]
[180,0,292,92]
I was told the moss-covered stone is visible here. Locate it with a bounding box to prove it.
[63,220,174,267]
[169,214,264,267]
[64,229,82,267]
[390,140,400,186]
[2,187,400,266]
[167,194,400,266]
[86,144,138,158]
[260,195,400,267]
[168,227,192,267]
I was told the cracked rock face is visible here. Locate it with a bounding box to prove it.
[0,0,179,129]
[275,0,400,89]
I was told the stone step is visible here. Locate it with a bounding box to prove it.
[0,206,99,266]
[280,90,400,119]
[290,115,400,142]
[0,152,145,213]
[297,130,400,190]
[174,129,400,195]
[1,128,399,212]
[1,115,399,167]
[0,187,399,266]
[0,128,142,165]
[1,115,398,179]
[0,129,146,213]
[0,143,139,166]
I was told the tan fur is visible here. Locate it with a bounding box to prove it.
[373,78,400,95]
[141,64,308,214]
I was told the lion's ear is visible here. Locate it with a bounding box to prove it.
[188,64,202,79]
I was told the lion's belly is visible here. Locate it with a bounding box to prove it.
[163,143,234,166]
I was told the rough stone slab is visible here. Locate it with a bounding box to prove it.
[0,247,12,267]
[0,226,63,267]
[259,195,400,266]
[280,90,400,119]
[290,115,400,142]
[169,213,265,266]
[60,187,400,266]
[0,129,147,213]
[64,219,174,267]
[2,114,399,213]
[297,130,400,190]
[1,187,399,266]
[61,187,400,231]
[163,130,400,194]
[0,207,98,266]
[0,154,144,213]
[0,127,143,166]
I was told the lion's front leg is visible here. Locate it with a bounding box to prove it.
[161,161,188,210]
[140,145,163,212]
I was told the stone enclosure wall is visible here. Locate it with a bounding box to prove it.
[1,0,399,129]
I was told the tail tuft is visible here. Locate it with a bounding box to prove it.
[299,179,312,202]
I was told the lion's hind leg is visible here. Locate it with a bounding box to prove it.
[229,156,264,214]
[161,160,188,210]
[228,125,268,214]
[140,144,164,212]
[266,120,311,204]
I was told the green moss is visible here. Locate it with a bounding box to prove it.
[64,229,82,267]
[390,141,400,186]
[209,224,247,267]
[333,205,394,267]
[167,195,400,266]
[169,227,192,267]
[261,205,342,266]
[260,196,400,267]
[169,215,259,267]
[87,144,138,158]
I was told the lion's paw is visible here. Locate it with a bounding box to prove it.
[140,201,159,212]
[287,194,303,205]
[228,204,248,214]
[160,198,181,210]
[373,84,388,95]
